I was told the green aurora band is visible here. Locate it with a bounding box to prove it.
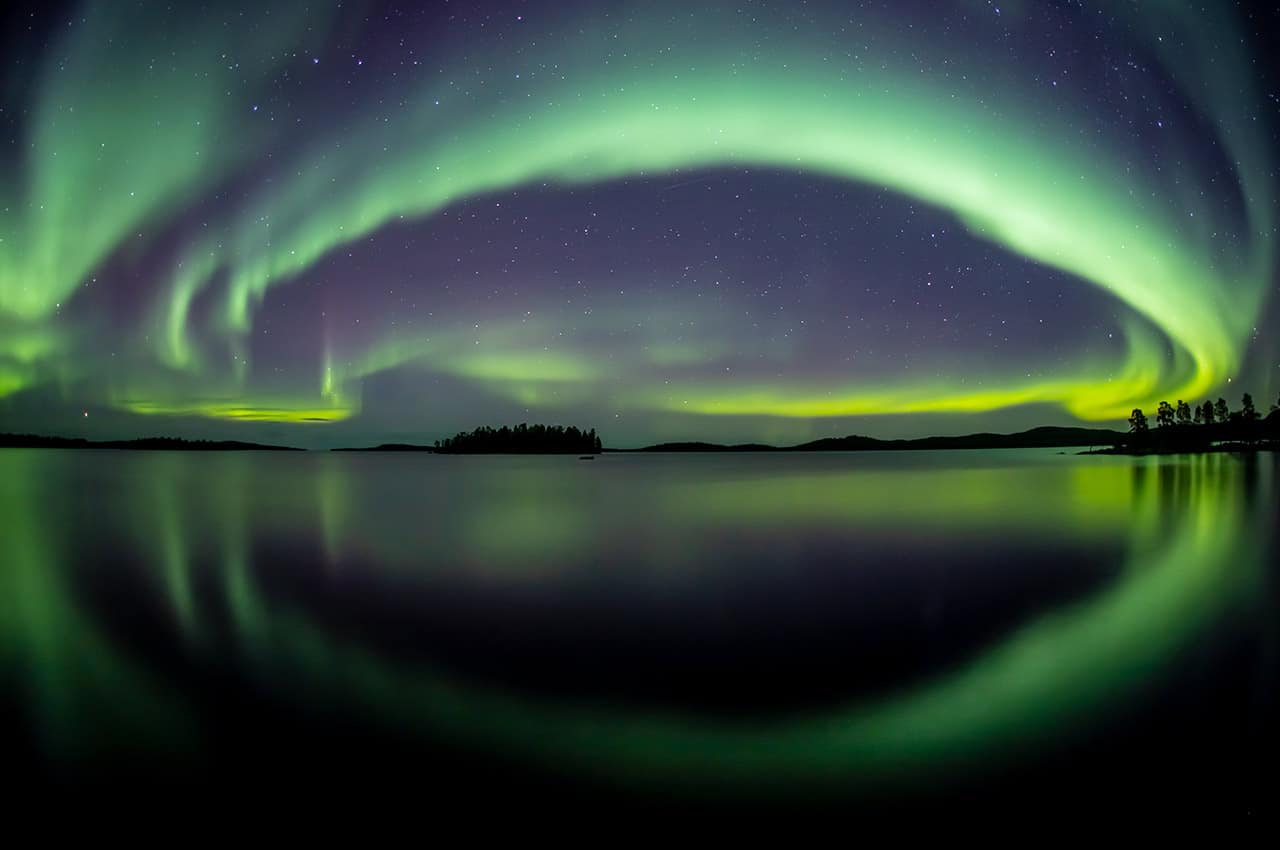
[0,1,1272,428]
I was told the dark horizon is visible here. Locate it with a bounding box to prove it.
[6,404,1276,453]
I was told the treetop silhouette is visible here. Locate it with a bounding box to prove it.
[433,423,603,454]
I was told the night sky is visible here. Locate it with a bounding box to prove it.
[1,0,1277,447]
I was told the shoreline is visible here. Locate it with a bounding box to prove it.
[4,418,1276,455]
[1081,441,1278,456]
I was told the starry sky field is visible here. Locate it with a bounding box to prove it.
[1,0,1277,447]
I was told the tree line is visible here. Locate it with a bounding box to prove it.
[433,423,603,454]
[1126,391,1278,447]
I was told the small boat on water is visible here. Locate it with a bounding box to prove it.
[578,455,596,460]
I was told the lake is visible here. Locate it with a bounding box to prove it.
[1,448,1276,813]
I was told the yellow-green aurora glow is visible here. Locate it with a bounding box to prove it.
[0,1,1274,441]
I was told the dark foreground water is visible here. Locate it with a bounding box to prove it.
[1,448,1277,814]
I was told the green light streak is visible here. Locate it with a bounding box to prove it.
[170,12,1267,421]
[0,451,196,761]
[643,318,1171,419]
[116,398,354,423]
[451,351,602,384]
[0,2,335,323]
[0,2,1270,426]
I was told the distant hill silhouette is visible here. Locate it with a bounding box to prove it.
[0,433,301,451]
[625,426,1126,453]
[633,441,778,452]
[7,412,1276,456]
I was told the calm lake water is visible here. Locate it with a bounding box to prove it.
[2,448,1277,813]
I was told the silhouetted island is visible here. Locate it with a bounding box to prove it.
[0,433,301,451]
[334,423,604,454]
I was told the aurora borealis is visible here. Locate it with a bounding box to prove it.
[1,0,1277,446]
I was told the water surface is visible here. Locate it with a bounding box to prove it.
[1,448,1276,811]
